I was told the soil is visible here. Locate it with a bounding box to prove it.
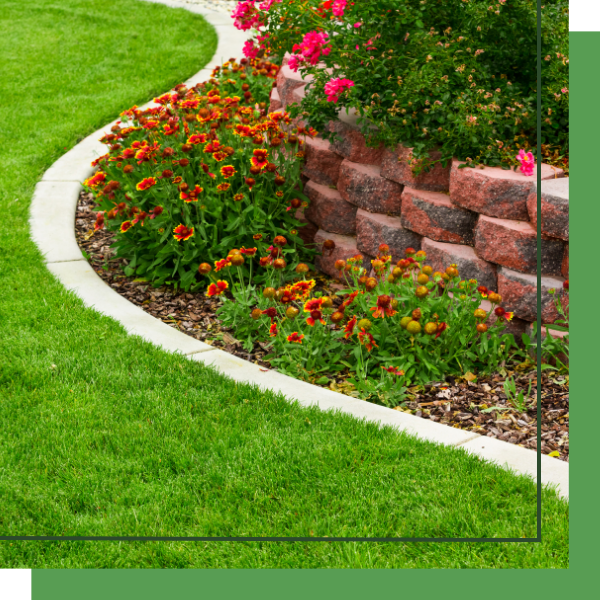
[75,191,569,462]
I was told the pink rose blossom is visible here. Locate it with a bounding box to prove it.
[332,0,347,17]
[232,1,263,32]
[324,77,354,103]
[289,30,331,69]
[561,87,569,94]
[242,39,259,59]
[516,149,535,176]
[354,22,362,28]
[287,54,304,72]
[259,0,281,10]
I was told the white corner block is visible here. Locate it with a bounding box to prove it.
[47,261,215,356]
[29,181,86,264]
[459,436,569,499]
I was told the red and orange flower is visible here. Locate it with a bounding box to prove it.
[120,220,133,233]
[290,279,316,299]
[216,183,231,192]
[180,185,203,202]
[215,257,232,272]
[173,224,194,241]
[136,177,157,191]
[435,322,448,338]
[269,322,278,337]
[344,315,357,339]
[240,247,257,256]
[220,165,237,178]
[370,295,397,319]
[382,366,405,376]
[287,332,304,344]
[303,298,325,326]
[187,133,207,145]
[207,280,229,297]
[250,148,269,169]
[358,328,378,352]
[84,171,107,188]
[212,151,228,162]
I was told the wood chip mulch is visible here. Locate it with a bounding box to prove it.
[75,191,569,462]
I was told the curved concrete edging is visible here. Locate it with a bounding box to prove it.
[28,0,568,501]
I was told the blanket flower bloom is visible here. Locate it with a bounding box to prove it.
[180,185,203,202]
[220,165,237,178]
[516,149,535,176]
[344,315,357,339]
[84,171,106,188]
[287,332,304,344]
[251,148,269,169]
[136,177,157,191]
[215,257,232,272]
[358,328,378,352]
[382,366,404,376]
[173,224,194,241]
[324,78,354,103]
[120,220,133,233]
[207,280,228,297]
[269,322,278,337]
[370,295,397,319]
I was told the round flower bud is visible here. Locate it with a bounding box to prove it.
[422,265,433,276]
[476,323,488,334]
[275,288,286,301]
[405,247,416,256]
[441,273,450,281]
[263,287,276,299]
[415,286,429,298]
[412,308,422,320]
[474,308,487,320]
[334,259,346,271]
[230,254,245,267]
[323,239,335,250]
[563,279,569,291]
[286,306,299,319]
[198,262,212,275]
[357,318,372,331]
[446,266,459,278]
[488,292,502,304]
[320,296,333,309]
[378,243,390,254]
[273,258,286,270]
[424,322,438,335]
[392,267,403,278]
[358,276,368,288]
[494,307,506,317]
[406,320,422,335]
[273,235,287,247]
[387,274,395,283]
[400,316,412,329]
[417,273,429,285]
[295,263,309,274]
[331,311,345,324]
[391,299,399,310]
[251,308,262,320]
[365,277,378,291]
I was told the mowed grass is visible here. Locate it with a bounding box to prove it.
[0,0,568,567]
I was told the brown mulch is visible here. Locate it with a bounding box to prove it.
[75,191,569,462]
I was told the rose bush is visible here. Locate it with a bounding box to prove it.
[85,57,316,291]
[236,0,569,172]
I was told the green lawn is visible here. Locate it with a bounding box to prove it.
[0,0,568,568]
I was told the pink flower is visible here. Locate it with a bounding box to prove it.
[324,77,354,103]
[354,22,362,28]
[294,30,331,66]
[332,0,347,17]
[243,40,259,59]
[232,1,262,31]
[561,87,569,94]
[516,149,535,176]
[259,0,281,9]
[287,53,304,72]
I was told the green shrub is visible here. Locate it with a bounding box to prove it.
[239,0,568,171]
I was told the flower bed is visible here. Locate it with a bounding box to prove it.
[75,189,569,461]
[85,57,315,291]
